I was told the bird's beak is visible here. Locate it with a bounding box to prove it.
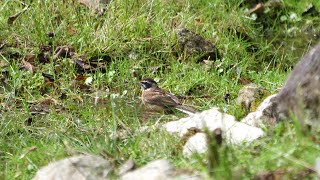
[137,82,142,86]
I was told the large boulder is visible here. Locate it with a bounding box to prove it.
[274,41,320,129]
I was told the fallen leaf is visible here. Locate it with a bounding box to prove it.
[246,3,265,16]
[7,2,29,25]
[24,54,36,63]
[19,146,37,159]
[24,117,33,126]
[42,73,54,83]
[194,17,204,26]
[53,46,75,60]
[75,58,92,72]
[22,60,35,73]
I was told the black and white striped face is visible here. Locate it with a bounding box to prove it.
[140,78,158,90]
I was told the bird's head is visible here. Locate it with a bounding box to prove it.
[139,78,158,90]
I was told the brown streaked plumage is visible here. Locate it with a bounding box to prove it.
[139,78,196,115]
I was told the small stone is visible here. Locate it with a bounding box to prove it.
[236,83,269,112]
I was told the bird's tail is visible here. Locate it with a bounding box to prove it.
[175,105,197,115]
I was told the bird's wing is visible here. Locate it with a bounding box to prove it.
[143,88,182,107]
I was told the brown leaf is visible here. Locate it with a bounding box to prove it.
[70,77,93,93]
[238,77,252,85]
[24,54,36,63]
[7,2,29,25]
[42,73,54,83]
[75,58,92,71]
[19,146,37,159]
[38,45,53,63]
[22,60,35,73]
[29,98,65,115]
[75,54,110,73]
[194,17,204,26]
[75,75,89,81]
[67,26,77,35]
[24,117,33,126]
[53,46,75,60]
[246,3,265,16]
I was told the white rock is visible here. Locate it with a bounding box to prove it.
[241,94,277,128]
[120,159,203,180]
[120,159,173,180]
[183,133,207,156]
[316,157,320,177]
[33,155,113,180]
[163,108,264,145]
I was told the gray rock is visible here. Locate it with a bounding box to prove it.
[274,41,320,129]
[33,155,113,180]
[177,27,219,62]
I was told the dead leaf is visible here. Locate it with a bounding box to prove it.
[8,2,29,25]
[38,45,53,63]
[238,77,252,85]
[67,26,78,35]
[22,60,35,73]
[42,73,54,83]
[24,117,33,126]
[70,77,93,93]
[19,146,37,159]
[29,98,65,115]
[24,54,36,63]
[194,17,204,26]
[75,75,89,81]
[246,3,265,16]
[53,46,75,60]
[75,54,110,73]
[75,58,91,72]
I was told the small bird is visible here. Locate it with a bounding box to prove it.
[139,78,196,115]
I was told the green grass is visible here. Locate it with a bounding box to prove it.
[1,0,320,179]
